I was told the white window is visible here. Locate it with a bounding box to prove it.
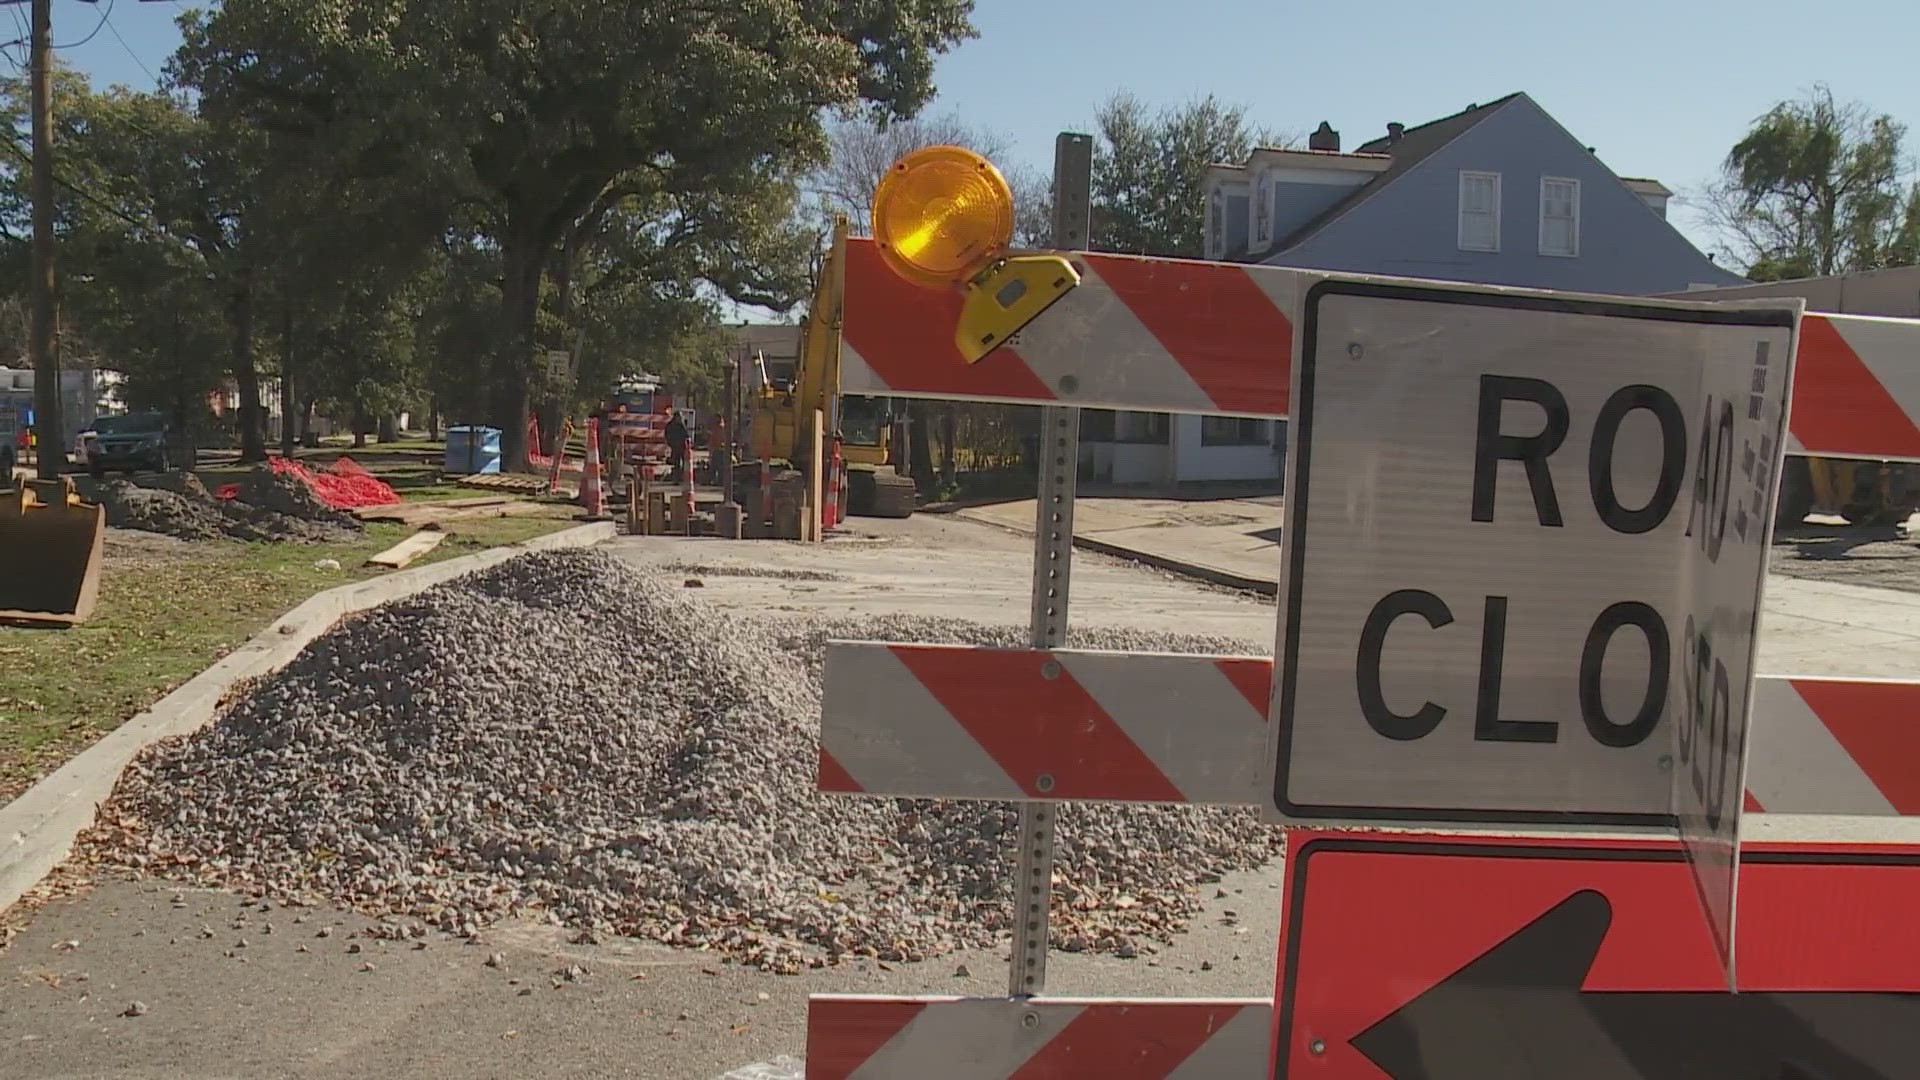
[1207,190,1223,259]
[1458,171,1501,252]
[1200,416,1270,446]
[1254,174,1272,245]
[1539,177,1580,257]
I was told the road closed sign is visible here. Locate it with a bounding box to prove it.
[1268,281,1798,860]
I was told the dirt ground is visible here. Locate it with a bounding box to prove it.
[1769,517,1920,594]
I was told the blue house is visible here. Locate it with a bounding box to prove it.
[1078,92,1747,488]
[1205,92,1745,294]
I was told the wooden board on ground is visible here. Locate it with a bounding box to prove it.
[454,473,558,495]
[353,496,509,524]
[353,497,554,528]
[365,529,446,570]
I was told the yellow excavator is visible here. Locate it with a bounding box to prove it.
[1776,456,1916,529]
[1661,273,1919,531]
[746,216,917,518]
[0,476,106,627]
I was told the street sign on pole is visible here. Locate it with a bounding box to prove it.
[1274,831,1920,1079]
[1266,282,1796,824]
[1268,281,1797,981]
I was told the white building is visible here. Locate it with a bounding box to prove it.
[1077,408,1284,486]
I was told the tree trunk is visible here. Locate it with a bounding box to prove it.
[493,237,542,471]
[279,304,297,458]
[427,397,440,441]
[941,404,958,486]
[378,414,398,443]
[300,399,318,448]
[907,401,935,487]
[232,283,267,463]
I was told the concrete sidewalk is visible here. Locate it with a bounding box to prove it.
[957,497,1283,593]
[956,497,1920,677]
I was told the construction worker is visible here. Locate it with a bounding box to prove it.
[664,407,689,485]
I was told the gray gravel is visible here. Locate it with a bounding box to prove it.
[87,549,1281,974]
[76,470,359,544]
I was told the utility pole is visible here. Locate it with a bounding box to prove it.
[28,0,61,479]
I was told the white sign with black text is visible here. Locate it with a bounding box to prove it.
[1267,280,1798,874]
[1670,320,1795,987]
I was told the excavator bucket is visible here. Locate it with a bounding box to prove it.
[0,477,106,628]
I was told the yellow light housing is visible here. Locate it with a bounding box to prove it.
[872,145,1016,289]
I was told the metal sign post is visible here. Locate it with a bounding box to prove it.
[1008,131,1094,999]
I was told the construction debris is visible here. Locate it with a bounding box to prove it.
[75,477,358,544]
[364,529,445,569]
[89,550,1280,973]
[235,464,367,527]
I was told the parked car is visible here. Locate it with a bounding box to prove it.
[84,412,197,476]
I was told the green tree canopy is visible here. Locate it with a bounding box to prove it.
[1706,85,1920,281]
[174,0,978,468]
[1090,93,1287,258]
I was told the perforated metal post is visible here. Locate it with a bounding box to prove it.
[1008,132,1093,999]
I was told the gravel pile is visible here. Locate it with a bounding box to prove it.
[77,473,358,544]
[92,550,1280,972]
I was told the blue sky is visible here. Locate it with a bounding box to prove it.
[32,0,1920,258]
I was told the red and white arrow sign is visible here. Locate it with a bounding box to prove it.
[1276,831,1920,1078]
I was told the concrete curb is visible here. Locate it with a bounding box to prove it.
[953,508,1278,597]
[1070,534,1278,597]
[0,521,616,916]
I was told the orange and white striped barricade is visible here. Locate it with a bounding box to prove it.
[819,646,1920,816]
[545,418,573,495]
[804,229,1920,1076]
[837,238,1920,465]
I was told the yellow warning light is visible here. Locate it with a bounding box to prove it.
[869,145,1082,363]
[872,145,1016,289]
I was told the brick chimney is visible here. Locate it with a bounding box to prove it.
[1308,121,1340,152]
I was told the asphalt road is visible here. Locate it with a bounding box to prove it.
[1769,517,1920,595]
[1,865,1282,1080]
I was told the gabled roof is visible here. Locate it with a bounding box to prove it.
[1267,93,1526,254]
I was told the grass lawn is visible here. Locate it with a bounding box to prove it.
[0,506,580,805]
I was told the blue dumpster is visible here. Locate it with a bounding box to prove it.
[445,425,502,475]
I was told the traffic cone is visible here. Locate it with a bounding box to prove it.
[580,419,606,516]
[825,439,844,529]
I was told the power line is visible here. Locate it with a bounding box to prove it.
[103,12,156,86]
[54,0,115,51]
[0,123,187,249]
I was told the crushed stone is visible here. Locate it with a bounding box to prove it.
[88,549,1280,973]
[75,474,358,544]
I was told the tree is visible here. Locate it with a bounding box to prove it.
[176,0,978,470]
[0,69,235,433]
[811,111,1010,235]
[1705,85,1920,281]
[1090,92,1288,258]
